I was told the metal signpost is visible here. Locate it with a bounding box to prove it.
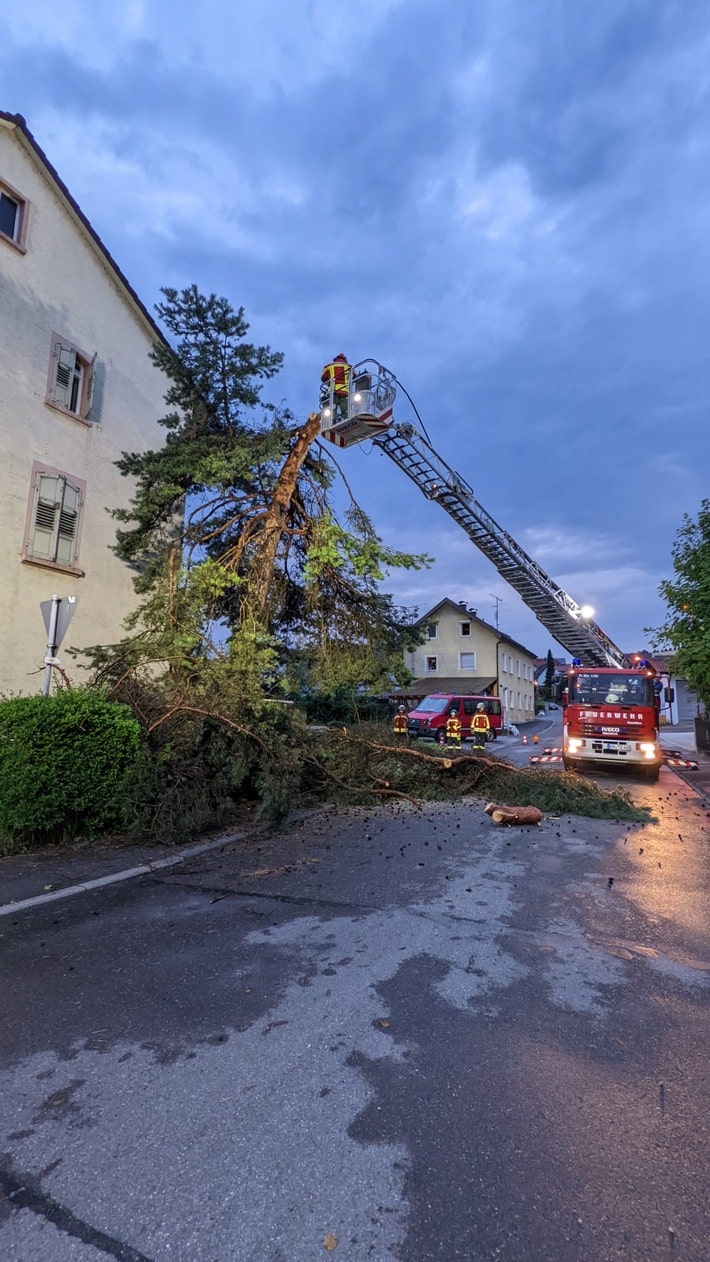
[40,595,78,695]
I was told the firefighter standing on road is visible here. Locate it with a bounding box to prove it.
[445,706,462,748]
[392,705,408,738]
[320,353,351,420]
[471,702,490,753]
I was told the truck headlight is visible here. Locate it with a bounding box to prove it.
[567,738,583,752]
[639,742,656,760]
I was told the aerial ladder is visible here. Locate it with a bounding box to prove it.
[319,358,630,670]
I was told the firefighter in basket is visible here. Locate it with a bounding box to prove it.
[392,704,408,738]
[471,702,490,752]
[445,706,462,748]
[320,353,351,420]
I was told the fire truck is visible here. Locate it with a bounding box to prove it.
[562,660,663,781]
[318,359,663,779]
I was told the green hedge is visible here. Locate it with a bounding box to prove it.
[0,689,141,852]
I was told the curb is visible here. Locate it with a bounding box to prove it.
[0,832,245,919]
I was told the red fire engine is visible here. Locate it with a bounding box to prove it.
[562,659,662,781]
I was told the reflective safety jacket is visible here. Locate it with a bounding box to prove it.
[392,713,408,734]
[445,714,462,742]
[472,711,490,734]
[321,360,350,396]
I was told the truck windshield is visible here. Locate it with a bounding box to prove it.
[570,673,655,707]
[415,696,450,713]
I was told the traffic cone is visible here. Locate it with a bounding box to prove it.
[522,733,528,745]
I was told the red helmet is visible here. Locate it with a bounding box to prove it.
[333,352,347,362]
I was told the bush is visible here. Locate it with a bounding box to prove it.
[289,686,392,725]
[0,688,141,852]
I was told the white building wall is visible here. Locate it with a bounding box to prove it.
[497,647,537,724]
[0,121,166,695]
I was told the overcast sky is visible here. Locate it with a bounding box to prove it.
[4,0,709,659]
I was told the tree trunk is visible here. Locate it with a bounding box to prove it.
[247,411,322,624]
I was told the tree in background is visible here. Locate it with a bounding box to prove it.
[544,649,555,700]
[647,499,710,711]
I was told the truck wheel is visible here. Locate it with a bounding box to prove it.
[642,766,660,784]
[487,729,497,742]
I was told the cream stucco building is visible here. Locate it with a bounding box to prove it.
[401,598,539,725]
[0,111,167,695]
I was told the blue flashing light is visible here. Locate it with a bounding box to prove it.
[571,657,582,667]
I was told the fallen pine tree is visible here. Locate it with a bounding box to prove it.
[302,724,652,824]
[38,690,649,854]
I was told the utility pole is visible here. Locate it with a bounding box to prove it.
[490,594,502,630]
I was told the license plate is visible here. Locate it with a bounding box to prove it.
[603,742,626,754]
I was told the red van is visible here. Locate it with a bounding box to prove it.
[406,694,503,744]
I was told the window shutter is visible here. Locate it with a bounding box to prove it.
[52,342,78,409]
[84,352,97,419]
[30,474,61,560]
[56,482,80,565]
[28,473,80,566]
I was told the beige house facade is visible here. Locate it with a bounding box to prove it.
[401,598,539,726]
[0,111,167,696]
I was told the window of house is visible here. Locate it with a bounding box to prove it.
[46,334,97,422]
[459,621,471,636]
[426,655,438,672]
[426,622,438,639]
[459,651,476,670]
[0,179,29,251]
[22,464,85,573]
[516,659,520,677]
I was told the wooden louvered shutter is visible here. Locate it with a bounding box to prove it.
[52,342,79,410]
[30,473,61,560]
[29,473,81,565]
[56,481,80,565]
[84,352,97,419]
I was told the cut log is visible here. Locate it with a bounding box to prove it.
[484,801,543,826]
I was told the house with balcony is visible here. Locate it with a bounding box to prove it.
[0,111,167,695]
[398,598,539,726]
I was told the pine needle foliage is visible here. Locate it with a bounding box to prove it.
[87,285,428,701]
[304,726,652,822]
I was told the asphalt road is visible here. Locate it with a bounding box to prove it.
[1,748,709,1261]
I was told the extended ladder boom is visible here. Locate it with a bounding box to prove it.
[374,423,629,668]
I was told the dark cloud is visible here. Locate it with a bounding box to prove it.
[2,0,709,652]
